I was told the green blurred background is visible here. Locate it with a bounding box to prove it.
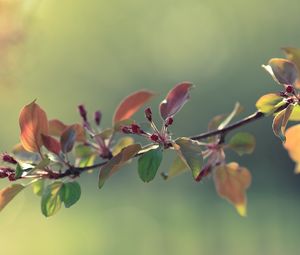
[1,0,300,254]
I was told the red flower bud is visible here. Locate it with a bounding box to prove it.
[150,133,159,142]
[2,154,17,164]
[165,117,174,127]
[144,107,152,122]
[131,124,141,134]
[286,85,294,94]
[78,105,87,122]
[94,111,102,126]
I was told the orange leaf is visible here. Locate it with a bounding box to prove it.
[284,124,300,173]
[0,184,24,212]
[214,162,251,216]
[19,100,48,152]
[113,90,155,124]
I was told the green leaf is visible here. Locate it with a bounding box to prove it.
[228,132,256,156]
[99,144,142,188]
[0,184,25,212]
[15,164,23,179]
[255,93,283,114]
[162,155,188,180]
[32,179,45,196]
[138,147,163,182]
[175,137,203,179]
[61,182,81,208]
[112,137,135,156]
[75,144,96,168]
[41,182,64,217]
[289,104,300,121]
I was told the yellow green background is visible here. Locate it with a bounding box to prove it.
[1,0,300,254]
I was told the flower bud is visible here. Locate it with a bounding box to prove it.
[94,111,102,126]
[150,133,159,142]
[131,124,141,134]
[165,117,174,127]
[2,154,17,164]
[78,105,87,122]
[286,85,294,94]
[144,107,152,122]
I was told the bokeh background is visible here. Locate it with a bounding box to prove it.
[1,0,300,254]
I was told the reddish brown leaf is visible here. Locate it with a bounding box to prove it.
[159,82,193,120]
[41,134,61,155]
[214,162,251,216]
[49,119,85,142]
[113,90,155,124]
[0,184,25,212]
[48,119,67,137]
[19,100,49,152]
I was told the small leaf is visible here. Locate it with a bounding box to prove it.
[60,126,77,153]
[282,47,300,88]
[48,119,67,137]
[263,58,298,85]
[228,132,256,156]
[74,144,96,168]
[163,155,188,180]
[19,100,49,152]
[32,179,45,196]
[138,147,163,182]
[41,134,61,155]
[175,137,203,179]
[289,105,300,121]
[113,90,155,124]
[41,182,64,217]
[112,137,135,156]
[15,164,23,179]
[12,143,41,163]
[284,124,300,173]
[159,82,193,120]
[272,107,292,143]
[255,93,283,114]
[213,162,251,217]
[61,182,81,208]
[218,102,243,130]
[99,144,142,188]
[49,120,85,142]
[0,184,25,212]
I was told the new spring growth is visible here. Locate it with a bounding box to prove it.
[121,107,174,148]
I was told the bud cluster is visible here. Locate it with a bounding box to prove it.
[120,107,175,148]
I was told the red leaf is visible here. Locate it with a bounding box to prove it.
[113,90,155,124]
[19,100,49,152]
[159,82,194,120]
[41,134,61,155]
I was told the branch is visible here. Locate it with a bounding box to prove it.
[45,110,265,179]
[190,111,265,140]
